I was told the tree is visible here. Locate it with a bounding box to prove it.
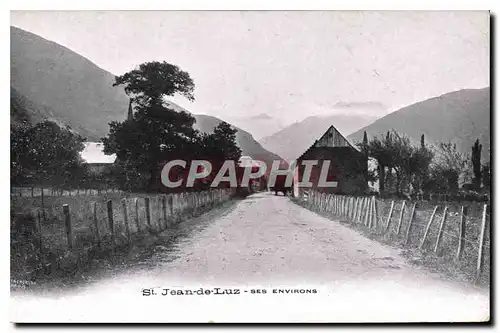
[11,120,87,188]
[427,142,470,193]
[104,61,241,192]
[102,104,202,191]
[113,61,195,107]
[202,122,242,162]
[482,162,491,190]
[357,132,391,194]
[358,130,433,196]
[471,138,482,190]
[361,131,369,182]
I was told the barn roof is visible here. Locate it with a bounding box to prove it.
[297,125,360,161]
[80,142,116,164]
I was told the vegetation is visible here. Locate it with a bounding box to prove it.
[102,61,241,192]
[358,130,490,198]
[11,119,89,189]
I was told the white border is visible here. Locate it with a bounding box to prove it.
[2,1,496,332]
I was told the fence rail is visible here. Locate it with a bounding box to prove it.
[11,186,125,198]
[297,190,490,285]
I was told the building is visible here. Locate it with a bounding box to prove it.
[80,142,116,175]
[294,125,368,196]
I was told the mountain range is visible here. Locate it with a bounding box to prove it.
[259,114,378,162]
[10,25,491,167]
[10,26,283,166]
[347,88,490,161]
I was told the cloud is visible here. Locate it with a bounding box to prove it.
[332,101,388,111]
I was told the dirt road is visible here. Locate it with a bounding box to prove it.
[11,192,490,323]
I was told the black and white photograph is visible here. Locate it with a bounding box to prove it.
[9,9,490,323]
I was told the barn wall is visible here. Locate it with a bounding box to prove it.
[296,147,367,195]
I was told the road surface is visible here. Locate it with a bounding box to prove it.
[11,192,489,323]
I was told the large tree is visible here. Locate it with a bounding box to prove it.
[103,61,241,192]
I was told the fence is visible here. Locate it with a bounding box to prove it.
[11,186,125,198]
[296,189,491,285]
[11,188,235,281]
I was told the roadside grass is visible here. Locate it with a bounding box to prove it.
[11,190,233,285]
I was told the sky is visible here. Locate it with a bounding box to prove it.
[10,11,490,125]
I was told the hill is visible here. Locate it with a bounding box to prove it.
[11,26,130,141]
[165,102,285,167]
[347,88,491,161]
[11,26,283,164]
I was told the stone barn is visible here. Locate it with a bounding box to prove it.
[294,125,367,196]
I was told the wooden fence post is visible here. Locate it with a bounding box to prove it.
[92,202,101,248]
[350,197,355,220]
[351,197,357,222]
[384,201,395,233]
[36,210,43,254]
[356,197,363,224]
[343,196,347,216]
[41,188,46,220]
[107,200,115,245]
[396,201,406,235]
[372,197,379,229]
[456,206,467,260]
[122,199,131,244]
[167,195,174,226]
[345,196,350,218]
[359,197,365,224]
[145,197,152,230]
[476,204,489,282]
[434,206,448,253]
[368,197,374,229]
[404,202,417,245]
[420,206,438,249]
[363,197,370,226]
[62,204,73,249]
[134,198,141,232]
[162,195,168,230]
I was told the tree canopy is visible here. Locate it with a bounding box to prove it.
[11,120,88,188]
[113,61,195,107]
[103,61,241,192]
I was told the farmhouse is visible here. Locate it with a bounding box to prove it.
[80,142,116,174]
[294,125,368,196]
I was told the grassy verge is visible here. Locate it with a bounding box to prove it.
[11,189,234,287]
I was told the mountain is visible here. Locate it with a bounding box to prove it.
[259,114,378,163]
[11,26,283,164]
[11,26,130,141]
[165,102,285,168]
[347,88,491,161]
[216,113,287,141]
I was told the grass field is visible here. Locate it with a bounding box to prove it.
[11,189,233,282]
